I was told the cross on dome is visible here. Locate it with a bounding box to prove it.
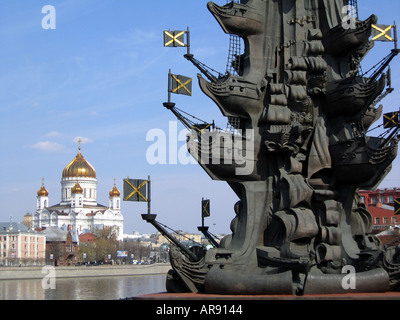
[109,177,121,197]
[37,178,49,196]
[62,139,96,178]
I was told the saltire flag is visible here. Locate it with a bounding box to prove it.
[394,198,400,215]
[164,30,187,47]
[383,112,399,128]
[202,199,210,218]
[123,178,149,202]
[372,24,395,42]
[169,73,192,96]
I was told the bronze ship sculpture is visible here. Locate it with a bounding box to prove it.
[147,0,400,295]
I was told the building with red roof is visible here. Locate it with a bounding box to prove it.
[359,189,400,234]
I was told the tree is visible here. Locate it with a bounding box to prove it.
[121,240,151,261]
[77,227,119,263]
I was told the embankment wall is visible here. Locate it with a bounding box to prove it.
[0,263,171,280]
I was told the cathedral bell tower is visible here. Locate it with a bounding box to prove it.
[109,178,121,210]
[36,178,49,211]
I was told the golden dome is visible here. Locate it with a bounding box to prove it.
[109,179,120,197]
[71,182,83,194]
[109,185,120,197]
[62,148,96,179]
[37,179,49,197]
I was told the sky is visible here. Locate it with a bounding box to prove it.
[0,0,399,236]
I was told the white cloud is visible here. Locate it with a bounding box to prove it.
[45,131,62,138]
[30,141,67,152]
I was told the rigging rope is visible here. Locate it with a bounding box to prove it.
[361,52,393,78]
[175,106,209,125]
[348,0,359,19]
[225,0,243,76]
[157,220,203,246]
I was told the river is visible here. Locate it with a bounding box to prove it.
[0,274,166,300]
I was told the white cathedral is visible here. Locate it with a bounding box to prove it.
[34,143,124,241]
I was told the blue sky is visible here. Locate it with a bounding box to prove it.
[0,0,399,235]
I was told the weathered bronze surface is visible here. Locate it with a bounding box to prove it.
[165,0,400,295]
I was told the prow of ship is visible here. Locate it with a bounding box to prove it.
[163,101,256,181]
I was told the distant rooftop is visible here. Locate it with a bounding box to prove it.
[39,226,68,242]
[0,222,35,234]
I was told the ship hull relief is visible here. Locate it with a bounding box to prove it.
[164,0,400,295]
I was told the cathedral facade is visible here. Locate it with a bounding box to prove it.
[34,144,124,241]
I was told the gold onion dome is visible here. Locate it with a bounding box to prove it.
[71,182,83,194]
[109,180,120,197]
[62,145,96,179]
[37,180,49,196]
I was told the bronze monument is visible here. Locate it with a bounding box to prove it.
[150,0,400,295]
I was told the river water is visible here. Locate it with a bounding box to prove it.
[0,274,166,300]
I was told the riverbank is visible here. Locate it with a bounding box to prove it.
[0,263,171,280]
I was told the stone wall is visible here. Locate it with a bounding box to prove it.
[0,263,171,280]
